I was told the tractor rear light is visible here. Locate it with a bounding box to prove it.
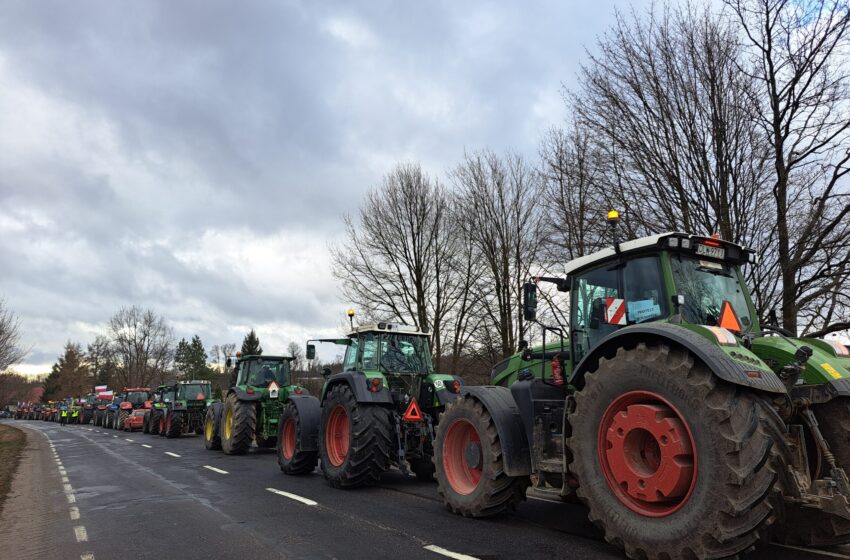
[706,326,738,346]
[246,387,255,395]
[551,355,565,386]
[680,239,691,249]
[745,370,762,379]
[451,380,461,393]
[369,378,382,392]
[294,388,303,395]
[827,340,850,357]
[668,237,680,248]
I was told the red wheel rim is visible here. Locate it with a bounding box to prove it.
[160,416,165,432]
[441,418,482,495]
[325,406,350,467]
[598,390,698,517]
[282,418,296,460]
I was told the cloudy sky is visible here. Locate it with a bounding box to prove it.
[0,0,649,374]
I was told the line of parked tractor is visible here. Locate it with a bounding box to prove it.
[8,217,850,560]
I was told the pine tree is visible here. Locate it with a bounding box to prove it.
[43,342,89,400]
[175,336,214,380]
[174,338,191,378]
[241,329,262,356]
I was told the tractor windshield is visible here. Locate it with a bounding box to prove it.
[247,360,290,387]
[126,391,149,405]
[374,334,432,374]
[671,255,753,330]
[179,384,212,400]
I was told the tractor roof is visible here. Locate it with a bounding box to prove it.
[348,323,429,337]
[563,232,757,277]
[178,379,212,384]
[237,354,293,362]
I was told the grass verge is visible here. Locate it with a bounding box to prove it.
[0,424,26,515]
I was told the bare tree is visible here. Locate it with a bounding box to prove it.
[726,0,850,335]
[452,150,545,361]
[0,300,28,372]
[331,162,456,358]
[108,306,175,388]
[86,334,118,387]
[287,341,305,375]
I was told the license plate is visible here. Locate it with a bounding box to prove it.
[696,244,725,259]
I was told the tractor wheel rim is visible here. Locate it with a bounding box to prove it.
[159,416,164,432]
[224,408,233,440]
[205,416,213,441]
[598,390,698,517]
[282,418,296,460]
[325,405,350,467]
[442,418,482,496]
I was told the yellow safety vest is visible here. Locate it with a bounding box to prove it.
[61,410,68,417]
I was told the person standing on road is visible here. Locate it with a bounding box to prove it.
[60,407,68,426]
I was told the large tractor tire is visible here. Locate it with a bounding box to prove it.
[149,410,162,436]
[143,413,151,434]
[204,403,223,450]
[221,393,256,455]
[772,397,850,546]
[566,344,784,560]
[166,411,183,439]
[319,383,393,488]
[116,410,129,431]
[277,401,318,475]
[435,394,529,516]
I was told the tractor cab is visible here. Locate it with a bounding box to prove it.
[175,380,213,405]
[228,355,293,390]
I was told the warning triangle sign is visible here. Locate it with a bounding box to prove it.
[403,398,423,422]
[268,381,280,391]
[718,300,742,333]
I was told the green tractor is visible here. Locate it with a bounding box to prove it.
[157,380,214,439]
[203,354,308,454]
[434,214,850,559]
[145,384,175,435]
[279,321,463,487]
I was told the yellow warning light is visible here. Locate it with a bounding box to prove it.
[607,210,620,222]
[347,309,356,318]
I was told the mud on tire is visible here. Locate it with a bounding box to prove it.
[204,403,223,450]
[278,401,318,475]
[567,343,784,560]
[221,393,256,455]
[435,394,530,517]
[319,383,392,488]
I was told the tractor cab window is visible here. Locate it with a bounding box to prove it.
[126,391,148,405]
[343,338,360,371]
[179,384,211,400]
[379,335,431,374]
[247,360,291,387]
[671,255,752,330]
[622,257,666,324]
[361,334,378,370]
[572,265,620,362]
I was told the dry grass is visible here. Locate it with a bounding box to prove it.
[0,423,25,514]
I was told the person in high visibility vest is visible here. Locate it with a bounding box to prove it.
[60,407,68,426]
[71,409,80,424]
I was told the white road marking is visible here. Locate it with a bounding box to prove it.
[63,484,73,493]
[66,493,76,504]
[772,544,850,559]
[112,435,118,438]
[423,545,481,560]
[69,506,80,520]
[81,554,95,560]
[59,468,66,475]
[164,452,181,458]
[74,526,88,542]
[141,444,152,448]
[265,488,318,506]
[94,430,99,433]
[62,476,69,483]
[203,465,228,474]
[126,438,134,442]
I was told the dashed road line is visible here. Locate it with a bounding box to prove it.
[69,506,80,520]
[63,483,73,493]
[423,545,480,560]
[74,526,88,542]
[141,444,152,448]
[81,554,95,560]
[66,493,76,504]
[771,544,850,559]
[164,452,181,458]
[265,488,318,506]
[126,438,135,442]
[203,465,228,474]
[112,435,118,438]
[62,476,70,483]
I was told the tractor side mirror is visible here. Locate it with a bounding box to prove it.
[523,282,538,322]
[322,367,332,378]
[306,344,316,360]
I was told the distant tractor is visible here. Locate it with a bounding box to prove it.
[434,212,850,559]
[145,384,176,435]
[203,354,308,454]
[81,393,97,424]
[113,388,151,430]
[158,380,214,439]
[280,319,463,486]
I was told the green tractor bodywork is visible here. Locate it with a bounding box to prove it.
[434,230,850,559]
[203,354,307,454]
[145,384,176,435]
[159,380,215,439]
[276,324,463,485]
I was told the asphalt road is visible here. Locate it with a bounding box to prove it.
[1,420,849,560]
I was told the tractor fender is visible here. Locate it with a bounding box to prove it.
[322,372,392,405]
[459,385,532,477]
[230,387,263,401]
[286,395,321,451]
[571,323,787,394]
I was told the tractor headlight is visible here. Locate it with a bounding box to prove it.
[706,326,738,346]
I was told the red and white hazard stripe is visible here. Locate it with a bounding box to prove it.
[606,298,627,325]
